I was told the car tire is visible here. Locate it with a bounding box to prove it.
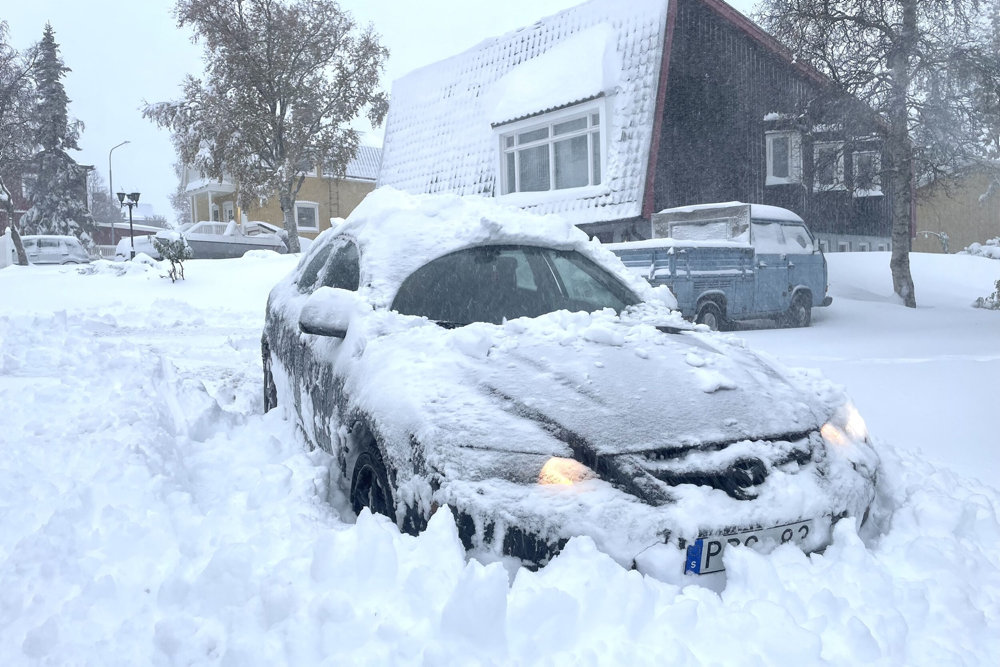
[695,302,726,331]
[262,339,278,412]
[782,294,812,328]
[350,437,396,521]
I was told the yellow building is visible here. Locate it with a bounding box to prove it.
[915,165,1000,253]
[182,146,381,239]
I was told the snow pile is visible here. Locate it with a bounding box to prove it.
[962,237,1000,259]
[1,248,999,664]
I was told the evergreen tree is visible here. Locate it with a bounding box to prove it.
[21,23,95,242]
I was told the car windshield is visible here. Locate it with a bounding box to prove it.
[391,245,641,325]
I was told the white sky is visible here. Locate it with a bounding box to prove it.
[3,0,758,223]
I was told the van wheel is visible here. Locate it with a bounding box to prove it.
[783,294,812,328]
[695,302,726,331]
[350,437,396,521]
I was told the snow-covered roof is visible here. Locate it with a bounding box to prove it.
[378,0,669,226]
[334,145,382,182]
[658,201,806,223]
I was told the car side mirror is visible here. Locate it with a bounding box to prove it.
[299,286,368,338]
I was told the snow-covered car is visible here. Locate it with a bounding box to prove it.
[262,188,880,581]
[21,235,93,264]
[116,220,288,260]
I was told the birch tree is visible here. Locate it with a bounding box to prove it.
[145,0,388,253]
[756,0,1000,307]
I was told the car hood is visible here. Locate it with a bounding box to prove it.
[471,329,825,457]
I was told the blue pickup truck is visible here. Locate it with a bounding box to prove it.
[610,202,832,329]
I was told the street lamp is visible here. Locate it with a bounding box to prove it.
[117,191,141,259]
[108,140,130,245]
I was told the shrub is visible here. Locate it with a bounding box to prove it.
[974,279,1000,310]
[152,233,193,282]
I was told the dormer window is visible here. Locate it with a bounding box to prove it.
[498,102,604,195]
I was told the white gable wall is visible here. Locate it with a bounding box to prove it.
[378,0,669,226]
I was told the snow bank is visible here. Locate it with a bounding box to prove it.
[1,247,999,664]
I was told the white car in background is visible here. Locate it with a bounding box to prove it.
[116,220,290,260]
[21,235,94,264]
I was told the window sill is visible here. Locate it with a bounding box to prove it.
[853,189,883,198]
[497,184,610,206]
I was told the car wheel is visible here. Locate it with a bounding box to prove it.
[695,302,725,331]
[350,438,396,521]
[262,339,278,412]
[783,294,812,328]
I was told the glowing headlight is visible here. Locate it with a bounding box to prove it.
[821,401,870,448]
[538,457,596,485]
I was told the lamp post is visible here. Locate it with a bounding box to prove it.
[108,141,130,246]
[117,191,141,259]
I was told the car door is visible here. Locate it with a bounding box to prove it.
[36,237,64,264]
[783,223,826,307]
[750,221,791,317]
[298,238,361,452]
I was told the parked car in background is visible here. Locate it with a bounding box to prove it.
[261,189,879,582]
[116,220,289,260]
[611,203,833,330]
[21,235,93,264]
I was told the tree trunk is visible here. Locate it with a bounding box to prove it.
[886,0,917,308]
[2,187,28,266]
[279,190,301,254]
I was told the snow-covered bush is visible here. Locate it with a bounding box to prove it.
[974,279,1000,310]
[962,238,1000,259]
[152,233,193,282]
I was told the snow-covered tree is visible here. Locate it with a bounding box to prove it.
[0,21,37,265]
[20,23,95,242]
[169,162,192,226]
[87,171,124,228]
[145,0,389,253]
[756,0,1000,308]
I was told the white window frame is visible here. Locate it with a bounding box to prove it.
[852,150,883,197]
[765,130,802,185]
[837,241,850,252]
[222,201,234,221]
[295,201,320,230]
[496,99,608,196]
[813,141,846,191]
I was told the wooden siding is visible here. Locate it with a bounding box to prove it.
[652,0,891,238]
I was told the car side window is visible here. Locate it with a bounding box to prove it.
[297,242,335,293]
[784,224,814,254]
[319,241,360,291]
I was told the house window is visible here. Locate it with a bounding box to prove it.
[296,201,319,230]
[499,104,603,195]
[211,203,220,221]
[223,201,234,221]
[766,131,801,185]
[818,239,829,253]
[852,150,882,196]
[813,142,845,191]
[877,243,887,251]
[838,241,850,252]
[858,242,870,252]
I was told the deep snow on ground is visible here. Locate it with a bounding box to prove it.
[1,250,999,665]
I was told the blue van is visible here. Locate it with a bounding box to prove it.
[611,203,832,329]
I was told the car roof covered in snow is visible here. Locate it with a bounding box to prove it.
[311,187,658,310]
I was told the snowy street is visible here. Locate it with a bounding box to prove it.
[1,251,999,665]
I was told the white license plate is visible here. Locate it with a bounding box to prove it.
[684,519,814,574]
